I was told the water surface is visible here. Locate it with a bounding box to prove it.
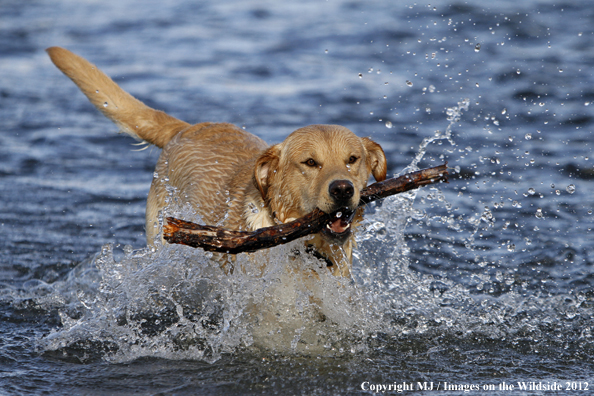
[1,0,593,394]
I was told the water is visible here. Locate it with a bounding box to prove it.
[1,0,593,394]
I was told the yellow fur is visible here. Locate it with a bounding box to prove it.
[48,47,387,277]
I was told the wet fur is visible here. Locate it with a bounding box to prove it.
[47,47,387,277]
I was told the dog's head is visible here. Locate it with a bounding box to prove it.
[254,125,386,261]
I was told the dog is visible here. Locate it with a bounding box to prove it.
[47,47,387,277]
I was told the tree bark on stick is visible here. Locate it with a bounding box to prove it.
[163,163,448,254]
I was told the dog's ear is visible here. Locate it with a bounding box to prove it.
[362,137,387,182]
[254,144,281,200]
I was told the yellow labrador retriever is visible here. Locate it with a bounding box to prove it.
[47,47,387,277]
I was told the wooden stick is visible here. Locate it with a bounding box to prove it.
[163,163,448,253]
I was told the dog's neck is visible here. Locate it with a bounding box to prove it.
[243,190,275,231]
[242,183,299,230]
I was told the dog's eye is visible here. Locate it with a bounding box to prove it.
[304,158,317,167]
[348,156,358,164]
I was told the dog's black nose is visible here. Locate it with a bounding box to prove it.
[329,179,355,204]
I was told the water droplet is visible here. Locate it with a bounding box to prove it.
[507,244,515,252]
[406,80,413,87]
[525,133,532,140]
[475,82,479,87]
[336,212,342,218]
[501,108,507,115]
[103,102,108,108]
[528,188,536,195]
[324,49,328,54]
[385,121,393,128]
[535,208,544,219]
[566,184,576,194]
[496,270,504,281]
[558,68,563,73]
[358,73,363,78]
[474,43,481,52]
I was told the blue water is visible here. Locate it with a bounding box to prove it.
[1,0,593,394]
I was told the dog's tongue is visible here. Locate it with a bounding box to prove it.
[330,217,349,233]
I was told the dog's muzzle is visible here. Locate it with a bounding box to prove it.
[321,179,357,243]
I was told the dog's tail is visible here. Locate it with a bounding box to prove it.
[47,46,189,148]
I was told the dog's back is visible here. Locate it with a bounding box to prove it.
[147,122,268,242]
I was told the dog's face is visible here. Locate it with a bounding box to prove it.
[255,125,387,245]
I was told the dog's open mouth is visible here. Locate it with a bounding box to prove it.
[321,208,355,242]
